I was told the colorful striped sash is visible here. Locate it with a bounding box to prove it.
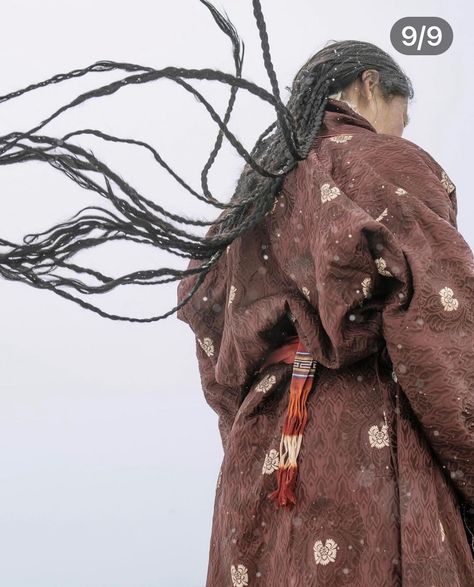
[259,335,318,508]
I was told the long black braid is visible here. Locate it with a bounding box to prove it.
[0,0,414,322]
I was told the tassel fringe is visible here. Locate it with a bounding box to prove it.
[266,339,317,509]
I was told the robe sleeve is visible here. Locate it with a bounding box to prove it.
[176,234,243,454]
[299,142,474,519]
[190,332,242,454]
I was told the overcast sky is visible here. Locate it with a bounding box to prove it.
[0,1,472,586]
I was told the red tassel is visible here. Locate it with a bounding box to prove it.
[262,336,317,507]
[265,338,317,509]
[268,465,298,508]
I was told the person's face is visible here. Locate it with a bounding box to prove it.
[339,71,410,137]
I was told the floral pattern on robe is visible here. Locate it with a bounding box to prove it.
[177,98,474,586]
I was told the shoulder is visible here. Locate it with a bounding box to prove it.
[365,133,457,222]
[322,127,453,186]
[355,132,455,194]
[306,130,457,227]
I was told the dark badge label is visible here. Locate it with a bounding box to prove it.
[390,17,453,55]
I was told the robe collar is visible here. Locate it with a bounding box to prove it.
[317,97,378,139]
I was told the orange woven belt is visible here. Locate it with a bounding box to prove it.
[260,335,318,508]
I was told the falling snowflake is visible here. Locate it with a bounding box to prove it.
[301,286,311,300]
[395,186,407,196]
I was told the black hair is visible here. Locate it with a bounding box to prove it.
[0,0,414,322]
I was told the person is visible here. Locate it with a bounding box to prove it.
[176,43,474,587]
[0,1,472,585]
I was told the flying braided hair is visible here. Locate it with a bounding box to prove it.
[0,0,413,322]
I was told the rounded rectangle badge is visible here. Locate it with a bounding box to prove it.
[391,16,454,55]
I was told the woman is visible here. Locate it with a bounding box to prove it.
[176,43,474,587]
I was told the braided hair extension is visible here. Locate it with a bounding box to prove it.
[0,1,414,323]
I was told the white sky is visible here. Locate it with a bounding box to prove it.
[0,1,472,586]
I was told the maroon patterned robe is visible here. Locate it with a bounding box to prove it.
[176,98,474,586]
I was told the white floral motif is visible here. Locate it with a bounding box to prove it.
[320,183,341,203]
[368,423,390,448]
[375,207,388,222]
[361,277,372,298]
[231,564,249,587]
[392,370,398,383]
[439,519,446,542]
[301,286,311,300]
[313,538,339,565]
[439,286,459,311]
[329,134,353,143]
[375,257,393,277]
[395,187,407,196]
[228,284,237,306]
[441,170,455,194]
[256,373,276,393]
[197,336,214,357]
[216,469,222,489]
[262,448,280,474]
